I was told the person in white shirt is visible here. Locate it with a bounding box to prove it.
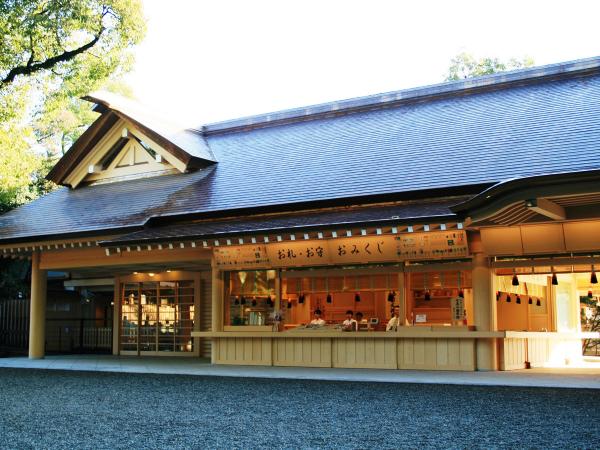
[342,310,358,332]
[386,306,402,331]
[309,309,326,327]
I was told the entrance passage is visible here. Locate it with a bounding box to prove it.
[120,281,194,354]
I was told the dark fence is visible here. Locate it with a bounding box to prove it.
[0,298,29,354]
[0,298,112,355]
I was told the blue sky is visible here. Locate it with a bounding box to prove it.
[125,0,600,126]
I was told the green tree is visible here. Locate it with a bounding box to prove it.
[445,52,535,81]
[0,0,146,211]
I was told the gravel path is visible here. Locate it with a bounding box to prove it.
[0,368,598,449]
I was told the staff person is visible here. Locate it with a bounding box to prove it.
[386,306,402,331]
[309,309,326,327]
[342,310,358,331]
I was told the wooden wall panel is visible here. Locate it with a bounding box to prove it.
[398,338,475,371]
[213,338,272,366]
[273,338,331,367]
[332,338,397,369]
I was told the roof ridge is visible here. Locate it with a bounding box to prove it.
[202,55,600,135]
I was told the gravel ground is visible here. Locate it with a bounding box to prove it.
[0,368,598,449]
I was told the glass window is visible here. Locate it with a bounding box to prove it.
[225,270,276,327]
[120,280,195,353]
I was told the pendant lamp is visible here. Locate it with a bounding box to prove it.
[387,291,396,303]
[536,298,541,306]
[512,270,519,286]
[528,297,533,305]
[326,293,333,304]
[516,295,521,304]
[298,294,305,304]
[355,292,361,302]
[287,300,292,309]
[506,294,511,303]
[424,272,431,301]
[591,265,598,284]
[551,272,558,286]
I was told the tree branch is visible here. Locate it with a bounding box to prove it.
[1,30,104,87]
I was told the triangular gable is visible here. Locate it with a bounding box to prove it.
[46,92,217,188]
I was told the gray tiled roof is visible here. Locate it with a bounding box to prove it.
[104,198,465,245]
[2,57,600,244]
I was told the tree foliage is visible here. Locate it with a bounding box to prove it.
[0,0,145,212]
[445,52,535,81]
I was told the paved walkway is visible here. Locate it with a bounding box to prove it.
[1,354,599,389]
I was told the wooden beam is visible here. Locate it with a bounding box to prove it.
[526,198,566,221]
[39,246,211,270]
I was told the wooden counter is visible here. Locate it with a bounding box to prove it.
[192,327,504,371]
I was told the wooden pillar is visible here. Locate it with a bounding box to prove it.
[112,276,120,355]
[472,252,497,370]
[397,270,406,325]
[211,258,223,364]
[29,250,47,359]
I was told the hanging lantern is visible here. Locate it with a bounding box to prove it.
[457,271,464,298]
[551,272,558,286]
[512,270,519,286]
[326,293,333,304]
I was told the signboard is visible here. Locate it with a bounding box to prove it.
[450,296,466,323]
[415,314,427,323]
[214,230,469,269]
[214,245,269,269]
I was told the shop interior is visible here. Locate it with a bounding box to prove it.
[494,265,599,332]
[224,268,473,330]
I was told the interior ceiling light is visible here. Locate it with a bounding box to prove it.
[591,265,598,284]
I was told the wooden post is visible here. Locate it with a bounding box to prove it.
[472,252,497,370]
[211,258,223,363]
[112,276,120,355]
[29,250,47,359]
